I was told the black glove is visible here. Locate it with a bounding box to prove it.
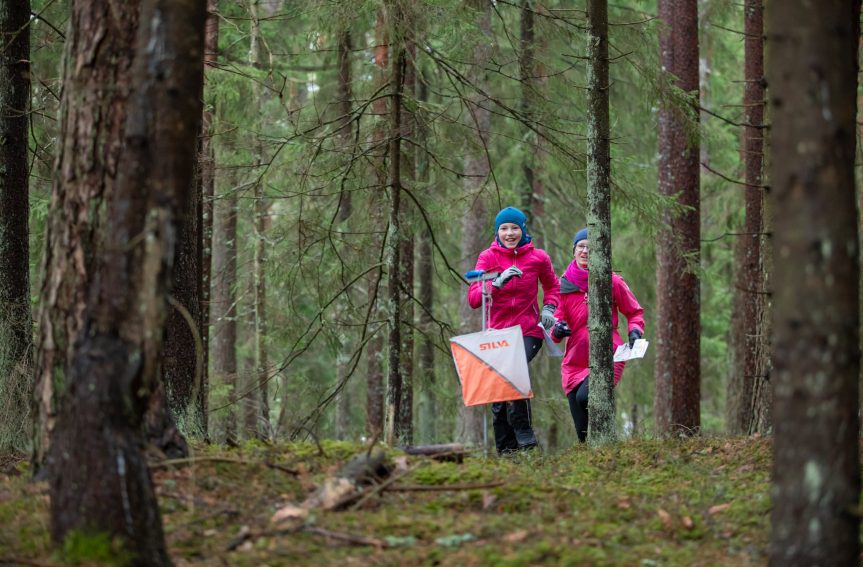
[552,321,572,340]
[628,328,643,348]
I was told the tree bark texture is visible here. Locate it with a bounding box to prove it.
[456,0,492,447]
[366,7,388,439]
[396,33,417,446]
[767,1,861,564]
[0,0,32,451]
[585,0,615,445]
[49,0,205,563]
[384,23,405,446]
[210,180,238,442]
[727,0,767,436]
[254,179,270,436]
[33,0,139,469]
[334,27,355,441]
[654,0,701,436]
[518,0,547,230]
[416,72,437,443]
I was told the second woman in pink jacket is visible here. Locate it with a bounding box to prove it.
[467,206,560,453]
[552,228,645,442]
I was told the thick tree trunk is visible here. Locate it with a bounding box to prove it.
[767,1,860,564]
[654,0,701,436]
[33,1,139,470]
[456,0,492,447]
[727,0,766,436]
[48,0,205,563]
[0,0,32,452]
[585,0,614,444]
[366,7,388,439]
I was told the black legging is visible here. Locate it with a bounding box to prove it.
[567,378,589,443]
[491,336,543,453]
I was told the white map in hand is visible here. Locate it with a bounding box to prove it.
[613,339,649,362]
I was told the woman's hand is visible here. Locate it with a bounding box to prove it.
[540,304,557,330]
[628,328,643,347]
[552,321,572,339]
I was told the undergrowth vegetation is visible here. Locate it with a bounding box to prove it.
[0,437,775,566]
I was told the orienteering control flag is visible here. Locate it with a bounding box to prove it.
[450,325,533,406]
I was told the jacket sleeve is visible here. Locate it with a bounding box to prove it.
[538,251,561,308]
[613,275,645,334]
[466,251,491,309]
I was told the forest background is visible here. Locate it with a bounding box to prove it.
[4,0,863,564]
[7,0,755,451]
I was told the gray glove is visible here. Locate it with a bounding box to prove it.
[540,304,556,330]
[628,328,643,348]
[492,266,522,289]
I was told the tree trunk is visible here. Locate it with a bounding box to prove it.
[654,0,701,436]
[366,7,388,439]
[254,181,270,437]
[0,0,32,452]
[249,0,270,438]
[384,13,405,445]
[211,171,238,442]
[396,33,417,446]
[48,0,205,562]
[416,71,436,443]
[585,0,614,445]
[198,0,219,434]
[727,0,766,436]
[33,1,139,471]
[334,27,355,441]
[518,0,547,230]
[456,0,492,447]
[767,1,861,564]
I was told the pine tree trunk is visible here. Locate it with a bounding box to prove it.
[416,71,436,443]
[767,1,860,563]
[366,7,388,439]
[384,17,405,445]
[334,27,355,441]
[396,35,417,445]
[198,0,219,435]
[518,0,547,230]
[654,0,701,436]
[211,160,238,442]
[49,0,205,562]
[33,1,140,470]
[0,0,32,452]
[728,0,766,436]
[585,0,614,444]
[456,0,493,447]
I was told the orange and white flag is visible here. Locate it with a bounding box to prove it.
[450,326,532,406]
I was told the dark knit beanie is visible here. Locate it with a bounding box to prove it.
[494,207,527,232]
[573,227,588,248]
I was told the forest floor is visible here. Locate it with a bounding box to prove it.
[0,436,773,566]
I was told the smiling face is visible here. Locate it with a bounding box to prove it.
[497,222,523,249]
[574,240,589,268]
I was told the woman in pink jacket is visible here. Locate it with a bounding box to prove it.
[551,228,645,442]
[467,206,560,453]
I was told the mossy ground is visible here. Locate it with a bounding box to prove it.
[0,436,772,566]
